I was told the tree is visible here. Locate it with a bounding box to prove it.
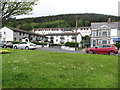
[77,20,84,27]
[1,1,38,21]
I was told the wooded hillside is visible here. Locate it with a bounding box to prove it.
[4,13,118,31]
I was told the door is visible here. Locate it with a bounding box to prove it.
[94,45,103,54]
[102,45,111,54]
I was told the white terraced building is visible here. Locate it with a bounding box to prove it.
[0,26,44,42]
[45,32,82,44]
[32,27,91,37]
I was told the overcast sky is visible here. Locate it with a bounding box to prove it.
[16,0,120,19]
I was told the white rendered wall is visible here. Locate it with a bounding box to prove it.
[0,27,14,41]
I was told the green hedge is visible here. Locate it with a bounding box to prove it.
[114,44,120,49]
[31,41,47,45]
[65,42,79,47]
[11,41,20,44]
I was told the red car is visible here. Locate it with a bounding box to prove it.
[86,44,118,55]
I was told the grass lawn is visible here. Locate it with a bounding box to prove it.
[2,48,118,88]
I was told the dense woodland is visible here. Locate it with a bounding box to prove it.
[3,13,118,31]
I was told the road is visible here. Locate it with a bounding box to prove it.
[36,46,120,56]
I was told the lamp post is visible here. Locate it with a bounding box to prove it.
[75,14,78,51]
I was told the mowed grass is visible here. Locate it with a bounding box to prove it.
[2,48,118,88]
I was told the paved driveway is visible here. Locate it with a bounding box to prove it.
[36,46,86,54]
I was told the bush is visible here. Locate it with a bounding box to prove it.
[12,41,20,44]
[0,50,10,54]
[31,41,47,45]
[65,42,79,47]
[114,44,120,50]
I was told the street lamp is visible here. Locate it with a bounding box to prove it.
[75,14,78,51]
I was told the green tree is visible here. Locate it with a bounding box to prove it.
[1,1,38,20]
[40,20,71,28]
[21,23,33,31]
[77,20,84,27]
[84,21,90,26]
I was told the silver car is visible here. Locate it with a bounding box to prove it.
[0,41,13,48]
[13,42,37,50]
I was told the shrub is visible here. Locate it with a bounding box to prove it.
[114,44,120,49]
[0,50,10,54]
[65,42,79,47]
[31,41,47,45]
[12,41,20,44]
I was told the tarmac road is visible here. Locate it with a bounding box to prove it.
[36,46,120,56]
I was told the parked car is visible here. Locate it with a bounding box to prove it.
[86,44,118,55]
[13,42,37,50]
[0,41,13,48]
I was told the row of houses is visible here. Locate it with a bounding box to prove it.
[0,21,120,47]
[0,27,44,42]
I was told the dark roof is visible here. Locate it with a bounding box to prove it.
[91,22,120,29]
[46,32,81,36]
[6,26,44,37]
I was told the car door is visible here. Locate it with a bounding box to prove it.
[21,42,27,49]
[17,42,23,49]
[102,45,111,54]
[94,45,103,54]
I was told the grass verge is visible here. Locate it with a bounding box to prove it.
[2,48,118,88]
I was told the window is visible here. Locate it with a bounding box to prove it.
[93,40,96,46]
[96,45,103,48]
[19,39,22,42]
[4,32,6,35]
[102,31,107,36]
[67,35,69,38]
[14,38,16,41]
[67,39,69,42]
[92,31,96,37]
[56,39,58,42]
[103,45,111,48]
[14,32,16,35]
[99,32,101,37]
[19,32,21,35]
[0,32,2,37]
[3,38,5,41]
[102,40,107,44]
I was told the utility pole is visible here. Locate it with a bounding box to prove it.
[75,14,78,51]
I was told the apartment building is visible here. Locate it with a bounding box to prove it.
[32,27,91,37]
[0,27,44,42]
[45,32,82,44]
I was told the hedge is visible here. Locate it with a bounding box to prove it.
[114,44,120,49]
[65,42,79,47]
[11,41,20,44]
[31,41,47,45]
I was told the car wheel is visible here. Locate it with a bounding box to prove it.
[14,46,17,49]
[25,46,29,50]
[3,45,7,48]
[89,50,94,54]
[109,51,115,55]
